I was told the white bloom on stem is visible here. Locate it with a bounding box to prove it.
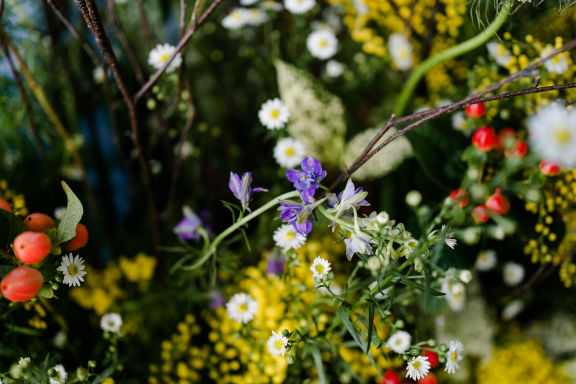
[310,256,331,280]
[226,293,258,324]
[258,98,290,130]
[307,29,338,60]
[148,44,182,73]
[245,8,268,26]
[444,340,464,374]
[475,249,497,271]
[273,224,307,250]
[528,103,576,167]
[406,356,431,381]
[100,313,123,333]
[267,330,289,357]
[405,190,422,207]
[49,364,67,384]
[541,45,569,74]
[284,0,315,14]
[487,41,512,67]
[503,262,525,286]
[274,137,306,168]
[326,60,344,77]
[57,254,87,287]
[222,8,248,30]
[389,33,413,70]
[386,330,411,354]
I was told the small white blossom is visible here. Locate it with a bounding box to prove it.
[245,8,268,26]
[258,98,290,130]
[284,0,315,14]
[226,293,258,324]
[148,43,182,73]
[326,60,344,77]
[386,330,411,354]
[57,254,87,287]
[405,190,422,207]
[307,29,338,60]
[444,340,464,374]
[502,299,525,320]
[49,364,67,384]
[18,357,30,367]
[487,41,512,67]
[267,330,289,357]
[273,137,306,168]
[541,45,569,74]
[503,262,525,286]
[366,256,381,271]
[273,224,307,250]
[406,356,431,381]
[310,256,331,281]
[100,313,123,333]
[389,33,413,70]
[222,8,248,30]
[93,66,105,84]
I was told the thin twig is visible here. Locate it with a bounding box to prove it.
[74,0,160,252]
[136,0,155,48]
[134,0,223,102]
[331,38,576,190]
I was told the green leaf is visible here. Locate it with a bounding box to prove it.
[338,304,367,353]
[312,346,328,384]
[57,181,84,243]
[0,209,24,248]
[366,301,375,354]
[39,285,54,299]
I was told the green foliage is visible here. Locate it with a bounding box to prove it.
[57,181,84,244]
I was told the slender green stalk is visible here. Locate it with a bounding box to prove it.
[182,190,300,271]
[394,0,513,117]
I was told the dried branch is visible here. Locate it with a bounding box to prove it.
[330,38,576,190]
[134,0,223,102]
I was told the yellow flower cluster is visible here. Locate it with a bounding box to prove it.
[23,302,47,330]
[524,171,576,287]
[0,179,28,216]
[149,236,395,383]
[70,253,156,315]
[477,340,567,384]
[328,0,467,95]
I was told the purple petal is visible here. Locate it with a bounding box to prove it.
[286,169,303,183]
[228,172,242,200]
[251,187,269,193]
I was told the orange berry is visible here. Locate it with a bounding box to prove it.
[66,223,88,251]
[23,213,56,232]
[1,266,44,302]
[0,198,12,213]
[13,231,52,264]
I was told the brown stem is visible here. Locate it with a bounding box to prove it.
[74,0,160,252]
[331,38,576,190]
[106,0,145,85]
[136,0,155,48]
[134,0,223,102]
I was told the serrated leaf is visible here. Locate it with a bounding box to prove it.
[276,60,346,166]
[0,209,25,248]
[57,181,84,243]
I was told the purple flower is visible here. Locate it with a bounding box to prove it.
[344,231,374,261]
[278,201,314,235]
[286,157,327,204]
[332,179,370,219]
[174,206,203,240]
[266,253,285,276]
[229,172,268,212]
[209,289,226,310]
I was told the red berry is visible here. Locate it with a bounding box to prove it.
[23,213,56,232]
[419,373,437,384]
[472,126,497,152]
[465,103,485,118]
[486,188,510,215]
[1,266,44,302]
[540,161,560,176]
[381,370,401,384]
[472,204,489,223]
[449,188,469,208]
[13,231,52,264]
[423,350,439,368]
[507,139,527,158]
[66,223,88,251]
[0,198,12,212]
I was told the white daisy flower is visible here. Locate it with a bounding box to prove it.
[459,269,472,284]
[245,8,268,26]
[273,137,306,168]
[443,225,457,249]
[57,254,87,287]
[284,0,315,14]
[273,224,307,250]
[258,98,290,130]
[406,355,431,381]
[310,256,331,280]
[93,66,105,84]
[148,43,182,73]
[262,0,283,11]
[444,340,464,374]
[100,313,123,333]
[442,275,466,311]
[486,41,512,67]
[503,262,525,286]
[222,8,248,30]
[386,330,411,354]
[475,249,497,271]
[326,60,344,77]
[405,190,422,207]
[389,33,413,70]
[226,293,258,324]
[541,45,569,74]
[306,29,338,60]
[240,0,258,5]
[49,364,67,384]
[528,103,576,167]
[502,298,525,320]
[267,330,289,357]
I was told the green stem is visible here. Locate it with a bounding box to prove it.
[394,0,513,117]
[182,190,300,271]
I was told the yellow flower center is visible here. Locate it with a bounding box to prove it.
[160,53,170,63]
[412,361,421,370]
[395,339,403,345]
[270,109,280,119]
[451,351,458,361]
[319,39,328,48]
[285,232,295,240]
[238,303,248,312]
[398,48,409,59]
[554,127,571,144]
[232,12,242,20]
[273,339,285,349]
[68,264,79,277]
[285,148,295,157]
[315,265,325,274]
